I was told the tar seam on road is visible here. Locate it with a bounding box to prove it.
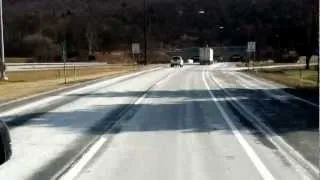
[202,70,276,180]
[208,71,317,180]
[55,68,183,180]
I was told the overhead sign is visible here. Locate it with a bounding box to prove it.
[247,41,256,52]
[132,43,140,54]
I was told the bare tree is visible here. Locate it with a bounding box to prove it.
[305,0,317,69]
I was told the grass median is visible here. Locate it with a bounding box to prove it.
[0,64,140,103]
[236,61,289,67]
[248,65,318,103]
[250,65,318,87]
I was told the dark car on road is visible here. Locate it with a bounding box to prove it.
[170,56,184,67]
[191,56,200,63]
[230,54,244,62]
[0,120,11,165]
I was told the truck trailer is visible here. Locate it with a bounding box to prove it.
[199,47,214,65]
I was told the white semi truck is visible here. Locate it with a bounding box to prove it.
[199,47,214,65]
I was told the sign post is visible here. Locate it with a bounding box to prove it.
[247,41,256,70]
[132,43,140,63]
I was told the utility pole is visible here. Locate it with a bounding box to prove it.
[63,38,67,84]
[143,0,148,65]
[61,10,71,84]
[247,28,250,70]
[62,14,67,84]
[0,0,7,80]
[314,0,320,88]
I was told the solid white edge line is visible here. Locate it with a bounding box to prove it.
[0,67,162,120]
[232,72,289,102]
[209,72,317,179]
[59,136,107,180]
[202,70,276,180]
[58,89,150,180]
[58,68,172,180]
[0,68,145,108]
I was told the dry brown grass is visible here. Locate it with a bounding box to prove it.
[250,66,318,88]
[0,65,139,102]
[6,57,33,63]
[5,64,136,82]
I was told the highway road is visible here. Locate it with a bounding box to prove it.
[0,63,318,180]
[6,62,316,72]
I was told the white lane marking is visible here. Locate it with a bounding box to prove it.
[59,70,169,180]
[59,92,149,180]
[0,67,162,120]
[234,64,318,71]
[202,70,276,180]
[59,136,107,180]
[239,72,318,107]
[209,72,317,180]
[235,72,295,103]
[230,72,291,102]
[0,85,74,108]
[1,67,152,107]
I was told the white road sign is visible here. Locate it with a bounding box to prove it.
[247,41,256,52]
[132,43,140,54]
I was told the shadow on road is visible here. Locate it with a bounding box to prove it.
[2,87,319,167]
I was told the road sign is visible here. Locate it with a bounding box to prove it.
[132,43,140,54]
[247,41,256,52]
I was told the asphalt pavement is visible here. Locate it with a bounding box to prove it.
[0,63,318,180]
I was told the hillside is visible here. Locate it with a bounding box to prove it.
[2,0,317,62]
